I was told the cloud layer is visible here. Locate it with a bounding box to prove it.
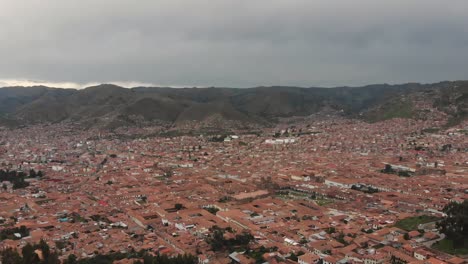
[0,79,181,89]
[1,0,467,87]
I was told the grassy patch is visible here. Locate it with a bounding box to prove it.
[275,191,333,207]
[445,111,468,127]
[422,127,440,134]
[383,102,413,120]
[433,239,468,255]
[394,215,440,231]
[287,190,308,197]
[275,194,290,200]
[366,99,414,122]
[314,198,334,206]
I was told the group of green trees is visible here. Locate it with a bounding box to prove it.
[0,240,60,264]
[208,135,227,142]
[0,169,44,190]
[351,184,379,194]
[0,225,29,241]
[437,200,468,249]
[205,226,254,252]
[133,254,197,264]
[244,246,279,264]
[380,165,413,177]
[68,251,196,264]
[203,207,219,215]
[217,196,231,203]
[0,242,197,264]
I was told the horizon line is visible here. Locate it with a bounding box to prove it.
[0,78,463,90]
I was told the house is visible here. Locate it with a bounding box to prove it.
[447,257,465,264]
[363,253,386,264]
[322,255,338,264]
[229,252,255,264]
[298,253,320,264]
[291,174,311,182]
[426,258,448,264]
[408,230,421,239]
[324,178,354,189]
[414,249,432,260]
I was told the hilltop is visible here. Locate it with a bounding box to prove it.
[0,81,466,130]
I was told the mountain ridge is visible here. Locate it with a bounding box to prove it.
[0,81,466,129]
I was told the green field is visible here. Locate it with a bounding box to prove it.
[275,191,334,206]
[314,198,333,206]
[432,239,468,255]
[366,100,414,123]
[394,215,440,231]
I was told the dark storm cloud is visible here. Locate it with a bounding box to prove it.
[1,0,467,88]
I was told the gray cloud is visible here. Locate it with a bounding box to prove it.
[1,0,467,87]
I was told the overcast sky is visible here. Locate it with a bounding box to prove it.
[1,0,467,88]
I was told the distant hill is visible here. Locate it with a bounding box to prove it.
[0,81,466,129]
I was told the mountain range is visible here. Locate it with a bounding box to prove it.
[0,81,466,129]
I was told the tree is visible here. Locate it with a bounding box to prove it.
[437,200,468,248]
[235,232,253,245]
[44,251,60,264]
[205,207,219,215]
[174,203,183,210]
[38,239,50,260]
[2,183,7,191]
[382,164,394,174]
[29,169,37,178]
[390,255,406,264]
[19,225,28,235]
[208,226,226,251]
[64,254,77,264]
[22,243,40,264]
[143,254,153,264]
[55,240,67,250]
[288,252,298,261]
[337,232,348,245]
[0,247,22,264]
[326,227,336,234]
[69,251,197,264]
[0,241,60,264]
[206,226,254,252]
